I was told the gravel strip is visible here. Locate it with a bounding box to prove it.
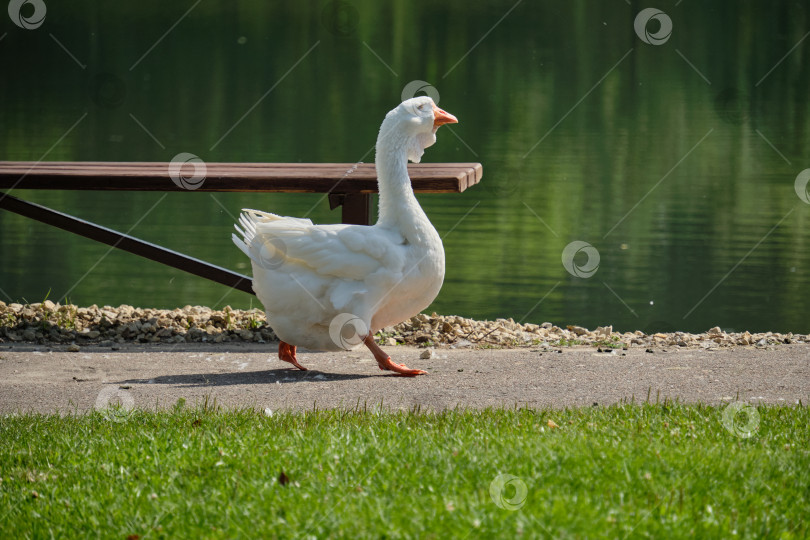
[0,301,805,350]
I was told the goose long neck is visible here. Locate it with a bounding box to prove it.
[375,134,424,228]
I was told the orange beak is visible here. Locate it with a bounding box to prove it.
[433,104,458,128]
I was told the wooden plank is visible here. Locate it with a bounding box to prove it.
[0,162,482,193]
[1,162,480,170]
[0,164,479,185]
[0,162,482,194]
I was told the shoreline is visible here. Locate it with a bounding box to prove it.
[0,301,806,350]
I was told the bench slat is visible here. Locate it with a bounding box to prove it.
[0,162,483,194]
[0,161,484,290]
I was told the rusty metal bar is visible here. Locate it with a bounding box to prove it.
[0,194,254,295]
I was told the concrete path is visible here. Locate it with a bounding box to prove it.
[0,343,808,414]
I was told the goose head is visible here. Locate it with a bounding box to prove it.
[377,96,458,163]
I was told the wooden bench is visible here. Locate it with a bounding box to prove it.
[0,161,482,294]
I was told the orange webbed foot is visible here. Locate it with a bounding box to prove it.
[362,335,426,377]
[278,341,307,371]
[376,356,427,377]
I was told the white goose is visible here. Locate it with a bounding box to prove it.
[232,97,458,376]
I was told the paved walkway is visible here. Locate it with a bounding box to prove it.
[1,343,807,414]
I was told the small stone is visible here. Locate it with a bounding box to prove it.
[420,349,434,359]
[67,344,80,352]
[188,328,204,341]
[596,325,612,337]
[14,302,793,351]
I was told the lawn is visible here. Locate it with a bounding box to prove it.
[0,402,807,538]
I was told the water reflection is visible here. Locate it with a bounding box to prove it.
[0,0,808,333]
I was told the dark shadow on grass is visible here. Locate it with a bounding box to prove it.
[119,368,377,387]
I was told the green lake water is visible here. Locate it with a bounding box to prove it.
[1,0,808,333]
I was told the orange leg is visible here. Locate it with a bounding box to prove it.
[362,335,427,377]
[278,341,307,371]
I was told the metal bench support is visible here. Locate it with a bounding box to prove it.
[329,193,371,225]
[0,194,254,295]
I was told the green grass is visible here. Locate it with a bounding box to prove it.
[552,338,584,347]
[1,403,807,538]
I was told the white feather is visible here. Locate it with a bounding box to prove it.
[232,97,447,352]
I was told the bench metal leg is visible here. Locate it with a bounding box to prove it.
[328,193,371,225]
[0,194,254,295]
[342,193,371,225]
